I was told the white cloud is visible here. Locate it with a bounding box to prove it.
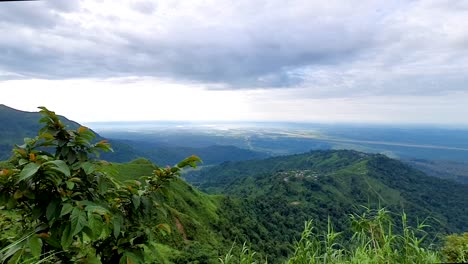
[2,78,467,126]
[0,0,467,124]
[0,78,250,122]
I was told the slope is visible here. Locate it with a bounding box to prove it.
[102,158,230,263]
[0,104,81,159]
[187,150,468,261]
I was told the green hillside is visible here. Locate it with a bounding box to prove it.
[0,105,82,160]
[187,150,468,260]
[0,161,229,263]
[107,151,468,262]
[100,159,229,263]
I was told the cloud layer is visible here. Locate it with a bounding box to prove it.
[1,0,468,98]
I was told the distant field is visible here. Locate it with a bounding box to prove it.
[91,122,468,163]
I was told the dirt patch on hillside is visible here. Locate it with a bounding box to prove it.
[175,217,188,241]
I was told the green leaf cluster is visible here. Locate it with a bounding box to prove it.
[0,107,201,263]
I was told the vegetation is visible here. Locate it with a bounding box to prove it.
[406,158,468,184]
[122,141,269,166]
[190,150,468,260]
[1,106,466,263]
[0,105,80,161]
[442,232,468,263]
[0,107,201,263]
[223,208,443,264]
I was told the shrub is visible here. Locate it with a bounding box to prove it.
[442,233,468,263]
[0,107,200,263]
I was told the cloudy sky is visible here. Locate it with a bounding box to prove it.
[1,0,468,125]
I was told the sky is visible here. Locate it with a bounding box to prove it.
[1,0,468,125]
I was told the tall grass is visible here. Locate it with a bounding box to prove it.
[222,207,443,264]
[220,242,267,264]
[0,232,62,264]
[289,207,441,263]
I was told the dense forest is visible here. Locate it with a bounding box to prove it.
[187,150,468,260]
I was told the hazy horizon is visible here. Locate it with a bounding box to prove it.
[1,1,468,125]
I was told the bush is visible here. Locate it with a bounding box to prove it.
[0,107,200,263]
[442,233,468,263]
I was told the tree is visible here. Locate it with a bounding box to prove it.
[0,107,200,263]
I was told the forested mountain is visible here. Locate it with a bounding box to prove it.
[0,104,113,161]
[406,158,468,184]
[186,150,468,260]
[111,139,268,166]
[0,105,82,160]
[106,151,468,262]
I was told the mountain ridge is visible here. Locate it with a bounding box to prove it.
[185,149,468,259]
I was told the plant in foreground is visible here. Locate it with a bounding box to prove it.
[224,207,442,264]
[0,107,201,263]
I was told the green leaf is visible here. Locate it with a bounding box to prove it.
[113,214,123,239]
[156,223,172,235]
[177,155,202,168]
[28,235,42,258]
[86,205,109,216]
[71,208,88,236]
[17,162,40,182]
[7,248,25,264]
[61,224,73,249]
[60,203,74,217]
[66,181,75,190]
[82,226,94,240]
[84,252,103,264]
[13,190,22,200]
[87,214,104,239]
[46,200,60,221]
[18,159,29,166]
[119,252,143,264]
[44,236,61,249]
[43,160,70,177]
[132,195,141,210]
[81,162,96,175]
[2,240,24,263]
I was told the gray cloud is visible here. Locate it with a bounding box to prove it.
[0,1,58,28]
[131,1,156,14]
[46,0,81,12]
[0,0,468,97]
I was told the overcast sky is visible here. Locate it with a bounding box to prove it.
[1,0,468,125]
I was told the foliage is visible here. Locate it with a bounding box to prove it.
[289,208,442,263]
[0,107,201,263]
[222,208,441,264]
[195,150,468,261]
[442,232,468,263]
[220,242,266,264]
